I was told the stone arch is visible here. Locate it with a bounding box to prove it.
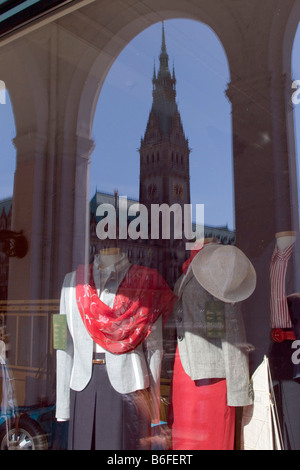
[281,0,300,76]
[2,0,295,301]
[1,40,48,138]
[72,4,239,143]
[58,2,237,293]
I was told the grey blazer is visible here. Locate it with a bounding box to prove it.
[172,267,253,407]
[55,266,163,421]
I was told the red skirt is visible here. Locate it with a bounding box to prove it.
[170,348,236,450]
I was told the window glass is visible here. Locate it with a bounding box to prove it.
[0,1,299,453]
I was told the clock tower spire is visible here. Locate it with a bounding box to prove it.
[139,23,191,285]
[139,22,190,209]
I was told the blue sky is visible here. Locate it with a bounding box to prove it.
[1,18,300,231]
[90,19,232,228]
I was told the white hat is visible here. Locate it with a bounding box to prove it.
[191,244,256,303]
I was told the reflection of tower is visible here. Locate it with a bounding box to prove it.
[139,23,191,286]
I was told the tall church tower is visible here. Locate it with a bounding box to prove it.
[139,23,191,286]
[139,23,190,209]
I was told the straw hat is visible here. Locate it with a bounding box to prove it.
[191,244,256,303]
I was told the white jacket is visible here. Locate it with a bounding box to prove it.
[55,254,163,421]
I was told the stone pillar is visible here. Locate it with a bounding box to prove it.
[8,132,48,300]
[51,134,94,299]
[6,114,94,406]
[227,74,276,255]
[8,132,94,301]
[227,71,299,370]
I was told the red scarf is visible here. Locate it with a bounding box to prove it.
[76,264,176,355]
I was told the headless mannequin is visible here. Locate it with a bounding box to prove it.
[56,246,173,449]
[170,240,253,450]
[269,230,300,450]
[270,231,296,330]
[57,247,124,421]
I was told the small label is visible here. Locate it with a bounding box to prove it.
[53,314,67,350]
[205,301,225,338]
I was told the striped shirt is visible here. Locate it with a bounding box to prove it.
[270,243,295,328]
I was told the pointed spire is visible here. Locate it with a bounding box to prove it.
[172,61,176,83]
[159,21,169,74]
[152,60,156,81]
[151,21,177,135]
[153,22,176,91]
[161,21,167,54]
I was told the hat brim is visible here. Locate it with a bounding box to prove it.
[191,244,257,303]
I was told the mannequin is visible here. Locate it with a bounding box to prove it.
[168,243,255,450]
[270,231,296,331]
[56,248,176,450]
[56,247,123,421]
[270,231,296,333]
[269,231,300,449]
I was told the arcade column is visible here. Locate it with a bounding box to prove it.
[226,71,299,370]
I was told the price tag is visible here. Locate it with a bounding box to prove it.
[53,314,67,350]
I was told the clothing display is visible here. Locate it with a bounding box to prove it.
[168,244,255,450]
[170,346,236,450]
[68,354,151,450]
[270,240,295,329]
[56,252,176,450]
[76,262,173,354]
[268,232,300,450]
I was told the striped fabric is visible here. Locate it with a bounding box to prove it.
[270,243,295,328]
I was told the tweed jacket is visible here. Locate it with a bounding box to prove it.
[56,255,163,421]
[172,266,253,407]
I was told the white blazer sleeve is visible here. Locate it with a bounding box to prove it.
[55,273,75,421]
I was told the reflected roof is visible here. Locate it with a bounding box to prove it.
[0,0,73,37]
